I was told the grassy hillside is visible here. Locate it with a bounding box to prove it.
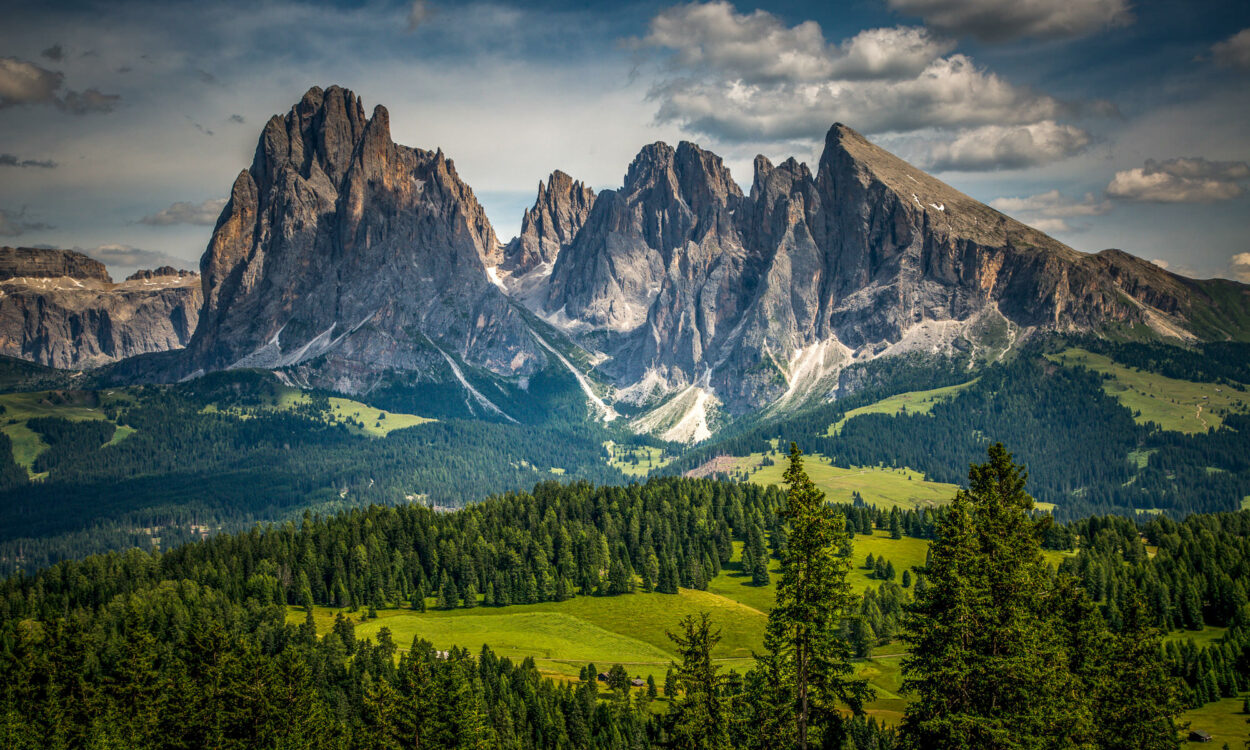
[826,380,978,436]
[0,390,133,474]
[604,441,674,478]
[288,530,1076,726]
[1048,348,1250,433]
[1179,696,1250,745]
[741,448,961,511]
[270,387,434,437]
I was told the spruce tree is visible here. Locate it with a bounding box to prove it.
[756,442,871,749]
[900,443,1093,749]
[667,613,730,750]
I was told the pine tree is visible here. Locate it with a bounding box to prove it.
[900,443,1094,749]
[756,442,871,749]
[1091,593,1184,750]
[667,613,730,750]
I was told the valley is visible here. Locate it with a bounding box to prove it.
[0,72,1248,750]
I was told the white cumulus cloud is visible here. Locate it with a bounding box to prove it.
[1107,157,1250,203]
[923,121,1090,171]
[0,56,119,114]
[1230,253,1250,283]
[638,2,1088,171]
[990,189,1111,234]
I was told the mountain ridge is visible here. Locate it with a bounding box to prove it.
[8,87,1248,443]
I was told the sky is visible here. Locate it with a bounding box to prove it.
[1,0,1247,281]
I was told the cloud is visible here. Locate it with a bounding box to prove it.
[41,43,64,62]
[1150,259,1169,269]
[991,189,1111,216]
[407,0,432,32]
[829,26,957,80]
[885,0,1133,42]
[0,208,53,237]
[0,57,64,108]
[923,121,1090,171]
[0,56,119,114]
[637,2,1086,170]
[990,189,1110,233]
[58,88,121,115]
[138,198,227,226]
[84,244,194,272]
[1212,28,1250,70]
[1231,253,1250,282]
[228,113,245,124]
[0,153,57,169]
[1107,157,1250,203]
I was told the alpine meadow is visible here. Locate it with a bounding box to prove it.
[2,0,1250,748]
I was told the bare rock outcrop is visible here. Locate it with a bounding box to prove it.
[0,248,200,369]
[187,85,552,397]
[534,123,1248,416]
[501,170,595,278]
[0,247,110,282]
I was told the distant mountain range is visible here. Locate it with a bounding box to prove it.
[5,86,1249,439]
[0,247,199,369]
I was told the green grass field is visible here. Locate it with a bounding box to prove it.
[826,380,978,436]
[1164,626,1228,648]
[1180,696,1249,745]
[741,450,961,511]
[271,388,434,437]
[603,441,673,478]
[1048,348,1250,434]
[290,530,947,723]
[0,389,133,473]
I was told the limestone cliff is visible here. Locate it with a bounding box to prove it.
[0,248,200,369]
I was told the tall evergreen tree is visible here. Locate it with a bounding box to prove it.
[757,442,871,749]
[667,613,730,750]
[900,443,1093,749]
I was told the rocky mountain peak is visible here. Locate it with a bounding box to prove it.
[187,85,543,402]
[0,248,200,368]
[500,170,595,278]
[255,85,368,190]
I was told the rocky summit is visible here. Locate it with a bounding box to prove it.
[185,85,566,413]
[149,87,1250,437]
[0,247,200,369]
[523,123,1247,437]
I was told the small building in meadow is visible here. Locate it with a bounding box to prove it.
[1188,730,1213,742]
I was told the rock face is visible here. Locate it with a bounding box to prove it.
[0,247,110,282]
[0,248,200,369]
[534,123,1248,423]
[180,88,1248,437]
[500,171,595,279]
[187,86,552,399]
[126,267,196,282]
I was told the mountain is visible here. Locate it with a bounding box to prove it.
[500,170,595,282]
[185,85,566,416]
[155,87,1250,438]
[528,124,1250,434]
[0,247,200,369]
